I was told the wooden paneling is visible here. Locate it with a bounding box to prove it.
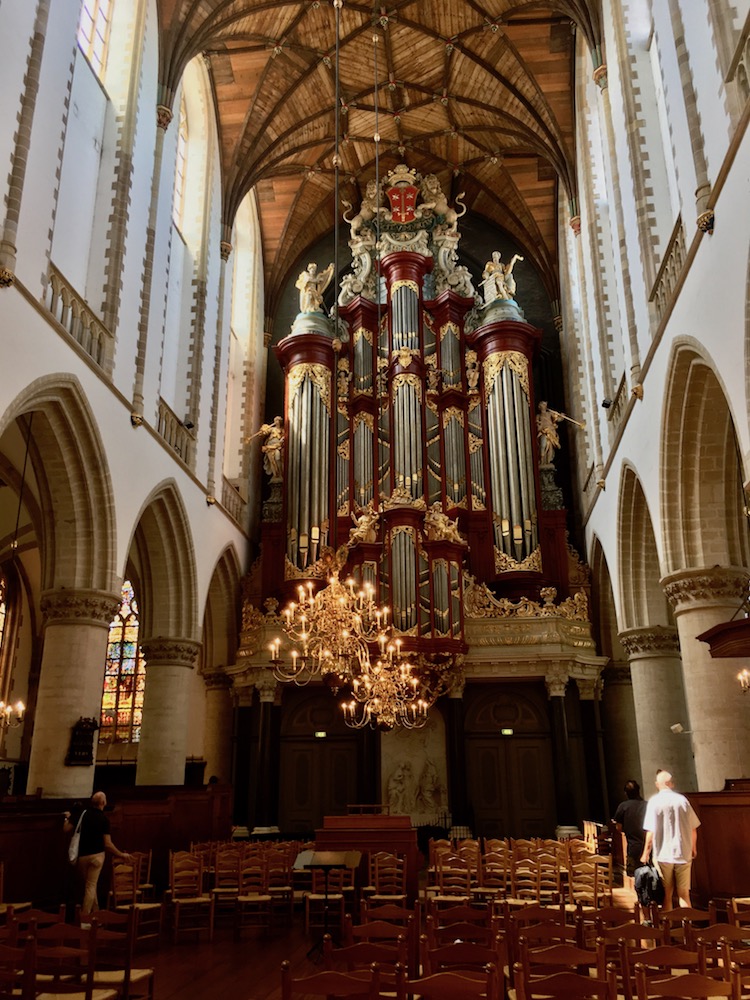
[689,789,750,906]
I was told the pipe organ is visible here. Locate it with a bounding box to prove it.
[270,164,549,660]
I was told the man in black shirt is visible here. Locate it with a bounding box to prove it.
[64,791,133,913]
[613,779,647,884]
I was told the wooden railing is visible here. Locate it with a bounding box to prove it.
[157,398,193,466]
[45,264,114,374]
[649,216,686,322]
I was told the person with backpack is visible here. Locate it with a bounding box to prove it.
[640,770,700,910]
[613,779,647,882]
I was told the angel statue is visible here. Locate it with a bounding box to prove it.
[295,261,335,313]
[481,251,524,304]
[536,401,585,466]
[248,415,285,482]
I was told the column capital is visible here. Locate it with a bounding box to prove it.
[545,665,569,698]
[203,670,233,691]
[254,669,279,703]
[156,105,173,130]
[219,240,232,261]
[619,624,680,658]
[576,676,602,700]
[661,567,749,614]
[593,63,608,90]
[140,637,201,667]
[41,589,120,628]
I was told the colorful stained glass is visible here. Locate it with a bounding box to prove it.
[99,580,146,744]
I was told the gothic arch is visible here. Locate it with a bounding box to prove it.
[589,535,623,659]
[617,463,672,630]
[0,375,117,593]
[129,479,199,640]
[202,545,242,671]
[660,341,750,573]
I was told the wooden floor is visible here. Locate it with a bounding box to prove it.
[150,921,322,1000]
[148,887,639,1000]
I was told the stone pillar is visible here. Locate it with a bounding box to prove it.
[577,677,608,821]
[662,567,750,790]
[232,686,254,828]
[136,638,201,785]
[599,663,642,808]
[546,668,578,830]
[251,673,280,835]
[27,589,120,797]
[202,671,233,783]
[619,625,696,791]
[446,684,471,830]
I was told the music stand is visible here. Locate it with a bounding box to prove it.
[294,849,361,960]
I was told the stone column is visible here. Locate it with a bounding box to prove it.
[599,663,642,807]
[446,683,471,830]
[27,589,120,797]
[619,625,696,791]
[251,673,280,835]
[662,567,750,790]
[577,677,608,821]
[202,671,233,783]
[546,668,578,831]
[136,638,201,785]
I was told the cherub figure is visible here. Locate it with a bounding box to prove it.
[348,501,380,545]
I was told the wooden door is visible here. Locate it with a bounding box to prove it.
[279,738,358,834]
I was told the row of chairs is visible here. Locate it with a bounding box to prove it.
[310,895,750,1000]
[0,906,154,1000]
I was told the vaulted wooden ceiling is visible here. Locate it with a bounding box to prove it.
[155,1,602,313]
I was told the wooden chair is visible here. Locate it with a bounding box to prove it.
[87,909,155,1000]
[371,854,407,905]
[280,959,381,1000]
[516,941,600,991]
[514,965,615,1000]
[694,926,750,979]
[234,857,272,939]
[359,903,419,975]
[7,905,66,942]
[596,923,665,997]
[430,856,474,909]
[34,923,119,1000]
[729,899,750,931]
[167,851,214,943]
[619,944,700,1000]
[0,938,35,1000]
[305,866,353,936]
[656,909,712,946]
[323,932,408,991]
[131,851,154,901]
[109,861,163,949]
[264,846,294,924]
[420,933,507,979]
[634,967,739,1000]
[211,845,242,917]
[395,961,501,1000]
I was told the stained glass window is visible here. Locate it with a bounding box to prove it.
[99,580,146,743]
[77,0,114,79]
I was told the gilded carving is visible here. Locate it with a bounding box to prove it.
[393,346,417,368]
[337,441,350,460]
[483,351,530,397]
[354,412,375,431]
[392,373,423,401]
[288,363,332,413]
[442,407,465,429]
[468,432,483,453]
[545,665,569,698]
[439,322,459,342]
[390,279,419,296]
[353,326,374,345]
[381,487,427,511]
[495,545,542,573]
[463,573,590,623]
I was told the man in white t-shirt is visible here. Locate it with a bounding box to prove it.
[640,770,700,910]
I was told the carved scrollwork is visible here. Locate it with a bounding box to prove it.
[288,363,332,414]
[483,351,530,398]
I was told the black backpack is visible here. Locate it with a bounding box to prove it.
[633,863,665,906]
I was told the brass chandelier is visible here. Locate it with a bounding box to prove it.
[269,572,451,729]
[0,700,24,729]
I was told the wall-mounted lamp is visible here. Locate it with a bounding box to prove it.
[601,399,612,409]
[670,723,693,734]
[183,420,195,431]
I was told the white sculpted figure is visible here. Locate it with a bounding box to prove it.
[348,501,380,545]
[342,179,382,239]
[424,503,465,544]
[295,261,334,313]
[418,174,467,231]
[249,415,285,482]
[481,251,524,303]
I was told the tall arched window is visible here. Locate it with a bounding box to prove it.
[173,96,189,230]
[77,0,114,79]
[100,581,147,743]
